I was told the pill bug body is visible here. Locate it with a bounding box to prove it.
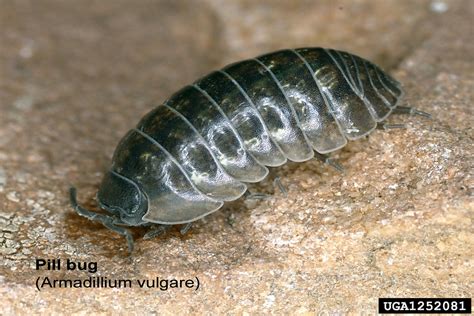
[72,47,404,249]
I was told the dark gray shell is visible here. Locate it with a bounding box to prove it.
[107,48,404,225]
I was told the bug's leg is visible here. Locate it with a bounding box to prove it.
[393,105,431,118]
[180,223,193,235]
[103,220,135,253]
[243,177,288,200]
[143,225,169,240]
[314,152,344,173]
[70,187,135,253]
[244,190,272,200]
[273,176,288,197]
[377,123,407,130]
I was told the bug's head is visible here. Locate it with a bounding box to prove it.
[96,171,148,226]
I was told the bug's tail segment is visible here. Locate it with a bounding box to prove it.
[296,48,377,140]
[376,66,404,96]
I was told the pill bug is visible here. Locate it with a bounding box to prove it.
[71,47,429,252]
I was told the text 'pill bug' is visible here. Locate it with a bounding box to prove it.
[70,47,430,252]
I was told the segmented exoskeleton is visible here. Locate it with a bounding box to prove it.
[71,47,425,252]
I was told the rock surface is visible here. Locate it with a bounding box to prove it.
[0,0,472,314]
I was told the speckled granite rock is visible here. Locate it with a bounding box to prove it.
[0,0,472,314]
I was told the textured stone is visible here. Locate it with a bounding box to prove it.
[0,0,472,314]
